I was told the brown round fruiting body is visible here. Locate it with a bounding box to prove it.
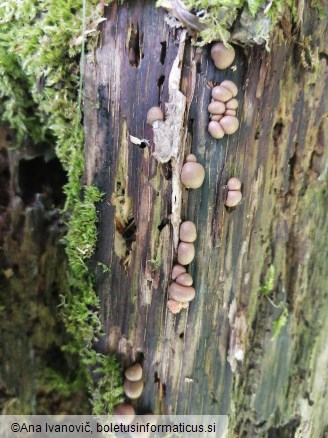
[208,121,224,139]
[211,42,235,70]
[211,85,233,102]
[172,264,187,280]
[169,282,196,302]
[225,190,242,207]
[225,109,236,116]
[146,106,164,125]
[113,404,136,425]
[227,177,241,191]
[176,273,193,286]
[220,80,238,97]
[124,379,144,399]
[211,114,223,122]
[125,363,143,381]
[185,153,197,163]
[226,98,239,110]
[179,220,197,242]
[208,101,225,114]
[177,242,195,265]
[219,116,239,135]
[181,162,205,189]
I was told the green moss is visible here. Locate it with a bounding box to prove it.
[259,264,275,295]
[157,0,297,46]
[0,0,123,413]
[271,307,288,340]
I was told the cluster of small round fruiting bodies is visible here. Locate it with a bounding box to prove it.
[113,363,148,425]
[169,220,197,307]
[208,42,243,207]
[167,150,207,313]
[208,80,239,139]
[208,43,239,139]
[123,363,144,399]
[225,177,242,207]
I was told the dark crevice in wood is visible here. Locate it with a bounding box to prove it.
[18,156,67,207]
[187,118,194,135]
[161,161,172,180]
[154,371,160,383]
[115,216,136,250]
[128,23,141,67]
[0,149,10,208]
[157,74,165,104]
[287,150,297,183]
[158,217,169,231]
[196,59,202,74]
[318,52,328,63]
[267,417,301,438]
[272,121,284,147]
[160,41,167,65]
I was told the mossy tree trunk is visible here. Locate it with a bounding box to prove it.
[84,1,328,435]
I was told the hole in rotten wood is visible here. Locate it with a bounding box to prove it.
[158,217,170,231]
[18,156,67,207]
[319,52,328,63]
[288,150,297,183]
[136,351,144,365]
[121,217,136,245]
[154,371,160,383]
[179,332,184,339]
[157,74,165,104]
[162,161,172,180]
[162,383,166,397]
[160,41,167,65]
[128,23,141,67]
[139,140,148,149]
[188,118,194,134]
[112,181,136,259]
[196,59,202,74]
[267,416,301,438]
[157,75,165,88]
[272,121,284,147]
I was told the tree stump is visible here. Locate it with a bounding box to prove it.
[84,1,328,435]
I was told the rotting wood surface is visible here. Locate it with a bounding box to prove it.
[0,126,84,414]
[84,1,328,435]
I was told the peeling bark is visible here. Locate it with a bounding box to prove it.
[84,1,328,435]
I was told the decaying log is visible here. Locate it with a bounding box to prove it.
[0,125,88,413]
[84,1,328,435]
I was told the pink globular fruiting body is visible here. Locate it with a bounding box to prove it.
[211,42,236,70]
[227,177,242,191]
[181,162,205,189]
[177,242,195,265]
[225,190,242,207]
[169,282,196,303]
[179,221,197,242]
[146,106,164,125]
